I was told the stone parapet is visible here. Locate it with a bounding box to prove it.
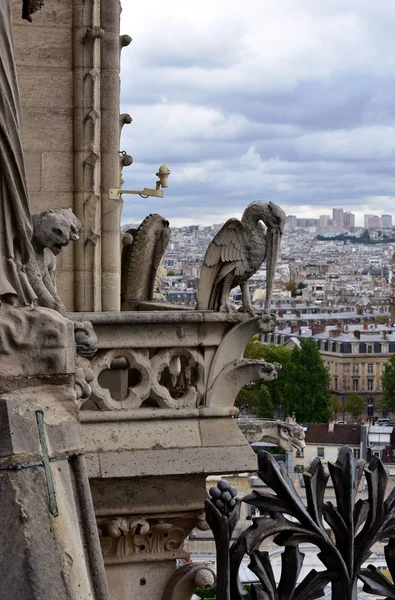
[70,309,279,600]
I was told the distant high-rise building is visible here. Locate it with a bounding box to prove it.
[344,211,355,228]
[296,218,307,228]
[286,215,297,228]
[305,218,316,227]
[332,208,344,227]
[364,214,381,229]
[364,214,379,229]
[381,214,392,229]
[319,215,330,229]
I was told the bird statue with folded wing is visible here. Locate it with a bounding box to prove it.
[197,201,286,314]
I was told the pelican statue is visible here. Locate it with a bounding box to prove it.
[197,201,286,314]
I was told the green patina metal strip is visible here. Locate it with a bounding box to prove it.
[36,410,59,517]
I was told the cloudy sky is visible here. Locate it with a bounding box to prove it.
[119,0,395,226]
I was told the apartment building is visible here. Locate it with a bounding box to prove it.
[262,322,395,419]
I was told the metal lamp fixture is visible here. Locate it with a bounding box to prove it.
[109,165,171,200]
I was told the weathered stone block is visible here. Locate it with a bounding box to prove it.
[12,26,72,69]
[29,191,74,213]
[0,306,75,378]
[82,418,201,453]
[199,417,251,447]
[0,467,80,600]
[41,151,73,192]
[0,384,81,459]
[21,107,73,152]
[18,68,73,110]
[90,475,206,516]
[93,445,257,479]
[105,561,175,600]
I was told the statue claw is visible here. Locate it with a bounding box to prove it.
[238,305,256,317]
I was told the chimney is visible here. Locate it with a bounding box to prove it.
[328,420,335,433]
[311,323,326,336]
[383,330,388,340]
[290,324,299,334]
[354,330,361,339]
[363,321,368,330]
[329,328,341,338]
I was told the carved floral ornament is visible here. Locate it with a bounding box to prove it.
[206,447,395,600]
[97,512,209,562]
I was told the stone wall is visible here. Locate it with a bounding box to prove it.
[12,0,75,308]
[11,0,128,312]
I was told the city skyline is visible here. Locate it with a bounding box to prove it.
[287,208,393,230]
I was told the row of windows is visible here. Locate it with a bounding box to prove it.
[321,341,389,354]
[317,447,360,459]
[327,362,383,374]
[333,377,374,391]
[265,334,390,355]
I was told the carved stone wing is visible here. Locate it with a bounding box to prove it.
[204,218,249,278]
[121,214,170,308]
[197,219,249,310]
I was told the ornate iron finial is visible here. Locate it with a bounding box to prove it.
[205,480,240,600]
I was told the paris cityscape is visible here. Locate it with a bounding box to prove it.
[3,1,395,599]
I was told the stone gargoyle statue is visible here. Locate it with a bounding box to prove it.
[27,208,80,313]
[121,213,170,309]
[197,201,286,314]
[237,418,306,453]
[28,208,97,399]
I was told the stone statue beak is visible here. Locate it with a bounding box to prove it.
[264,227,281,314]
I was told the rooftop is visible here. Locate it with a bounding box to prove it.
[304,423,361,445]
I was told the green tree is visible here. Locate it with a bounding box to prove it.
[345,392,365,419]
[286,338,331,423]
[234,386,259,413]
[242,338,292,416]
[256,384,274,418]
[166,270,175,276]
[331,394,343,419]
[381,354,395,414]
[286,280,299,297]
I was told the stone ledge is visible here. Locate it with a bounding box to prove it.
[86,445,257,479]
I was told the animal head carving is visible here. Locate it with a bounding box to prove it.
[278,422,306,451]
[32,209,81,256]
[238,418,305,452]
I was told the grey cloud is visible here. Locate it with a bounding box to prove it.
[119,0,395,226]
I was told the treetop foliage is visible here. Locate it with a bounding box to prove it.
[239,336,331,423]
[381,354,395,414]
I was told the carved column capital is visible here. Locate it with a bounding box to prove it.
[97,511,208,564]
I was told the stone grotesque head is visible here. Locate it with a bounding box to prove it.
[32,209,81,256]
[278,422,306,452]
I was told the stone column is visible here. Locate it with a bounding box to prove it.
[73,0,102,311]
[100,0,122,311]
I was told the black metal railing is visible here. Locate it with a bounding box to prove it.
[206,446,395,599]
